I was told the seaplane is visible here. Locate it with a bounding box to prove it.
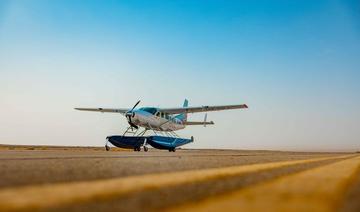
[75,99,248,152]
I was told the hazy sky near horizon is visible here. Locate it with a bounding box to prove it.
[1,0,359,151]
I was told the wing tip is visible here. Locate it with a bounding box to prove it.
[74,108,89,111]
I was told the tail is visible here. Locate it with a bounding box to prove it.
[175,99,188,122]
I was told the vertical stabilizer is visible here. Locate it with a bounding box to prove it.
[176,99,188,122]
[183,99,189,108]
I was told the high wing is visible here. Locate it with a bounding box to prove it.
[159,104,248,114]
[74,108,128,114]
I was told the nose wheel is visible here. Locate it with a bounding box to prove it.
[143,146,148,152]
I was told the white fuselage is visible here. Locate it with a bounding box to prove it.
[129,109,185,131]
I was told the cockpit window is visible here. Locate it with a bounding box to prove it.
[140,107,158,115]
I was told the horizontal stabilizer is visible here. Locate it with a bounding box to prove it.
[183,121,214,125]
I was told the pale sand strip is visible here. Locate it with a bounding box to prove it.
[170,156,360,212]
[0,155,352,211]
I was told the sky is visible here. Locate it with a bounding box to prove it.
[0,0,359,151]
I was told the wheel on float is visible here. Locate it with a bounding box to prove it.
[144,146,148,152]
[105,145,110,151]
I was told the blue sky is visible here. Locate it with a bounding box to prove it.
[0,0,359,151]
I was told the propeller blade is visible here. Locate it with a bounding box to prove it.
[128,121,139,129]
[130,100,141,112]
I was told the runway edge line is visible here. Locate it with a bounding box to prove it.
[168,156,360,212]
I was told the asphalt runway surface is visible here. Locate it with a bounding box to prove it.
[0,147,359,211]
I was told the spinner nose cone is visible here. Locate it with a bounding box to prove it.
[132,111,139,121]
[125,111,135,119]
[126,111,139,122]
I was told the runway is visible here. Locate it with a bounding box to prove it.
[0,147,359,211]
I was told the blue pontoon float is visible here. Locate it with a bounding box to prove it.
[106,135,194,152]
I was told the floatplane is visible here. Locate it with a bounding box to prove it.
[75,99,248,152]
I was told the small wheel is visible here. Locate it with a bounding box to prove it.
[105,145,110,151]
[144,146,148,152]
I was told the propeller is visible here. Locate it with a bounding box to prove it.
[126,100,140,129]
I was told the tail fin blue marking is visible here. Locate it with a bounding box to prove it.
[176,99,188,122]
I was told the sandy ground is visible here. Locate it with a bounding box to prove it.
[0,147,359,211]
